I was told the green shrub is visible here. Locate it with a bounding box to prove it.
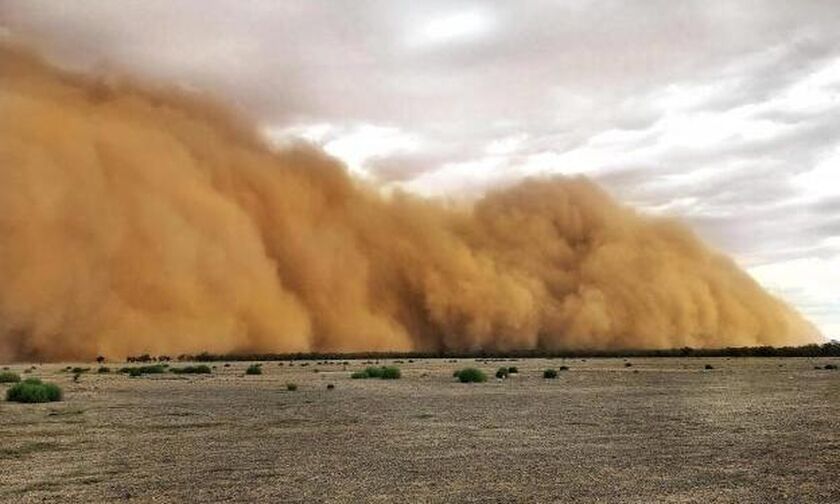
[0,371,20,383]
[6,378,63,403]
[543,369,558,379]
[704,364,714,370]
[495,367,509,379]
[364,366,384,378]
[171,365,212,374]
[455,368,487,383]
[824,364,837,370]
[120,364,166,377]
[351,366,401,379]
[559,365,569,371]
[380,366,401,379]
[71,367,90,374]
[245,364,263,375]
[97,367,111,373]
[507,366,518,374]
[286,383,298,391]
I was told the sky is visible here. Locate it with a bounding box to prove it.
[1,0,838,338]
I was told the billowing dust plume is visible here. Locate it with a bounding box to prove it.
[0,48,820,361]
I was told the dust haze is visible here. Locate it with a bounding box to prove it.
[0,47,820,361]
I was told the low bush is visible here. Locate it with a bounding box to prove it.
[559,365,569,371]
[455,368,487,383]
[286,383,298,391]
[625,362,633,367]
[380,366,401,379]
[97,367,111,373]
[0,371,20,383]
[245,364,263,375]
[507,366,518,374]
[824,364,838,370]
[71,367,90,374]
[326,383,335,390]
[705,364,714,370]
[543,369,558,379]
[351,366,401,379]
[6,378,63,403]
[171,365,212,374]
[495,367,509,379]
[120,364,166,377]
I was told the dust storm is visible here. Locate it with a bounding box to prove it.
[0,48,819,360]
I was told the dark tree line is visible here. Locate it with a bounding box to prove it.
[158,340,840,363]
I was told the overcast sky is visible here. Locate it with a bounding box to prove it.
[2,1,838,338]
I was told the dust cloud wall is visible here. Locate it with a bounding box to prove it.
[0,48,820,361]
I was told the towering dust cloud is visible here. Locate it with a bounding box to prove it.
[0,48,820,361]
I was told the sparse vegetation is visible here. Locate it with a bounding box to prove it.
[71,367,90,374]
[97,367,111,373]
[327,383,335,390]
[544,369,558,379]
[495,367,509,379]
[625,362,633,367]
[120,364,166,377]
[245,364,263,375]
[559,365,569,371]
[0,371,21,383]
[508,366,518,374]
[455,368,487,383]
[171,365,212,374]
[96,355,105,364]
[351,366,401,379]
[824,364,837,370]
[286,383,298,391]
[6,378,63,403]
[705,364,714,370]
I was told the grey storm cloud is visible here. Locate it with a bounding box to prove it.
[1,0,839,336]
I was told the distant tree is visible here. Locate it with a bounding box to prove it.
[96,355,105,364]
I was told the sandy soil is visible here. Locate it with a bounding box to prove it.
[0,357,838,503]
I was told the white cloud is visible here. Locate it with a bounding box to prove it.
[750,256,840,338]
[408,8,495,48]
[265,123,422,178]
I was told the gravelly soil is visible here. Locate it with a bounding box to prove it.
[0,357,838,503]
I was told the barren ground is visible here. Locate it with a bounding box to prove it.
[1,357,838,503]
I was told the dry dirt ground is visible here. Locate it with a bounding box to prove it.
[0,357,838,503]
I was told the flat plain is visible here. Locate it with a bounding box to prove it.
[0,357,838,503]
